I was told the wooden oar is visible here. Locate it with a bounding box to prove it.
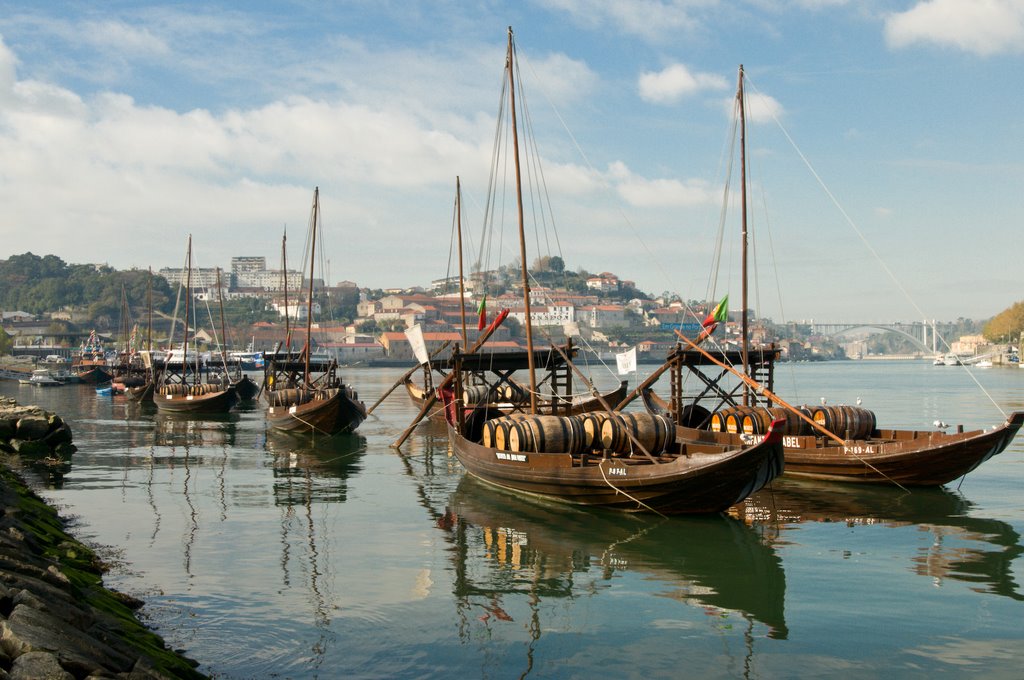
[672,330,846,445]
[366,340,452,415]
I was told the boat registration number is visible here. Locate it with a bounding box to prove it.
[743,434,801,448]
[607,467,627,476]
[843,445,876,455]
[495,452,527,462]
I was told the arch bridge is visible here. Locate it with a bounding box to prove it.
[804,321,957,354]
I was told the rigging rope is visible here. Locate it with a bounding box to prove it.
[743,72,1007,418]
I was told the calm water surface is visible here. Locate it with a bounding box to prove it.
[3,360,1023,679]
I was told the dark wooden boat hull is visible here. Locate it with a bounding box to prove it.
[153,387,237,414]
[671,412,1023,486]
[642,389,1024,487]
[74,366,113,384]
[775,413,1023,485]
[266,388,366,436]
[406,378,629,422]
[125,382,155,402]
[233,375,260,401]
[447,421,784,515]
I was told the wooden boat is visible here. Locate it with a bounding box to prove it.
[262,189,366,436]
[70,330,112,384]
[125,381,155,402]
[639,347,1024,487]
[425,30,785,515]
[264,350,366,435]
[154,236,237,415]
[630,66,1024,487]
[443,345,784,514]
[233,374,260,401]
[122,271,158,403]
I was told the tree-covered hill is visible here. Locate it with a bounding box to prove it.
[0,252,175,321]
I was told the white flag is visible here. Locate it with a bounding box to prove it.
[616,347,637,375]
[405,324,430,365]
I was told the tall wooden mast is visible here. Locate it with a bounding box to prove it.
[738,65,751,405]
[182,235,192,385]
[304,187,319,385]
[456,176,468,347]
[507,26,538,413]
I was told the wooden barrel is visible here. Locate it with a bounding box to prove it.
[600,412,676,455]
[499,383,528,403]
[462,384,492,404]
[811,405,876,439]
[743,406,811,436]
[740,407,774,436]
[724,406,757,434]
[482,420,501,449]
[483,414,529,450]
[709,410,729,433]
[508,415,586,454]
[581,412,612,449]
[773,406,812,436]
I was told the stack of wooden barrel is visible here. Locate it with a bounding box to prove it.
[708,404,876,439]
[481,411,676,455]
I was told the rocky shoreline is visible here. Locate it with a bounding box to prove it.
[0,396,206,679]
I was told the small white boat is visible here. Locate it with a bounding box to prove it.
[976,360,993,368]
[28,369,63,386]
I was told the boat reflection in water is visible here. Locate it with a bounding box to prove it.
[153,411,240,449]
[264,433,367,671]
[733,478,1023,601]
[266,433,367,505]
[425,472,788,659]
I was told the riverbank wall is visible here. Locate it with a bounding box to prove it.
[0,396,206,679]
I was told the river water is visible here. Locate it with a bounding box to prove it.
[3,360,1023,679]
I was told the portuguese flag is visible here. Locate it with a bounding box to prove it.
[477,294,487,331]
[701,294,729,327]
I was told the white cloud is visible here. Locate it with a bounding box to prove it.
[608,161,716,207]
[538,0,709,42]
[884,0,1024,56]
[79,20,171,56]
[638,64,729,104]
[721,90,784,123]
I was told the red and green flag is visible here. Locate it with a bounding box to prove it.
[476,294,487,331]
[701,294,729,328]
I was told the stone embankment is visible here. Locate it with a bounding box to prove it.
[0,396,206,679]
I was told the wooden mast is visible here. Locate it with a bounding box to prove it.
[216,268,230,383]
[507,26,538,413]
[738,65,751,405]
[304,187,319,385]
[282,229,290,349]
[182,235,192,386]
[146,267,152,354]
[456,176,468,347]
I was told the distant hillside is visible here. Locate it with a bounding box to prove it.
[0,252,175,321]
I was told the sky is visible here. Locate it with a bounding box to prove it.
[0,1,1021,324]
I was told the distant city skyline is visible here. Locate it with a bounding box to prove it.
[0,1,1021,323]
